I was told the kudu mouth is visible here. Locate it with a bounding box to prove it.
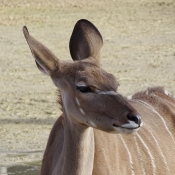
[112,113,142,133]
[93,91,143,133]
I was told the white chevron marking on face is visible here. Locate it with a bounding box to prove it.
[96,90,117,95]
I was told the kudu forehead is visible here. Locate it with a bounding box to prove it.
[60,60,119,91]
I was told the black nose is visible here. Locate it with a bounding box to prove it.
[127,113,141,125]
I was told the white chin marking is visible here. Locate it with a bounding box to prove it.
[111,127,139,134]
[79,108,85,115]
[121,121,139,128]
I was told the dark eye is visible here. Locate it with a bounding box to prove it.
[77,85,93,93]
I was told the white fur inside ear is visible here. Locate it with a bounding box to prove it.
[35,60,50,75]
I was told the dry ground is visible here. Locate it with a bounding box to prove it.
[0,0,175,166]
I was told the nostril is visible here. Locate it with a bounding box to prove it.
[127,113,141,125]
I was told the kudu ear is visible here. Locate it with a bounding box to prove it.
[23,26,59,76]
[69,19,103,61]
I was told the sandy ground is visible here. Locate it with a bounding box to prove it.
[0,0,175,167]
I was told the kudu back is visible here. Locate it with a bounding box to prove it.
[23,19,175,175]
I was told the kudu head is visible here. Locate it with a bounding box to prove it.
[23,19,142,134]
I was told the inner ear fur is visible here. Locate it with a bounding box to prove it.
[23,26,60,76]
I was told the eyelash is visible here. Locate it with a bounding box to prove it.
[76,86,93,93]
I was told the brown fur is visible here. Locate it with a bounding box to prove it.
[23,19,175,175]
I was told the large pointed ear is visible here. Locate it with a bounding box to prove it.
[69,19,103,61]
[23,26,59,76]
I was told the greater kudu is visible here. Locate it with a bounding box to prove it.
[23,19,175,175]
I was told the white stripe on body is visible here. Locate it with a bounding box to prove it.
[151,93,175,108]
[144,124,171,175]
[133,99,175,144]
[133,134,146,175]
[136,133,156,175]
[119,134,135,175]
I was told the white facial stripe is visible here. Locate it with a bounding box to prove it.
[75,97,80,107]
[79,107,85,115]
[96,90,117,95]
[75,97,85,115]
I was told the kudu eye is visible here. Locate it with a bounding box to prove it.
[76,85,93,93]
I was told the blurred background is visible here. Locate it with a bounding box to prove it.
[0,0,175,173]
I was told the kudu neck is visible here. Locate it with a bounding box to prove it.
[54,108,95,175]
